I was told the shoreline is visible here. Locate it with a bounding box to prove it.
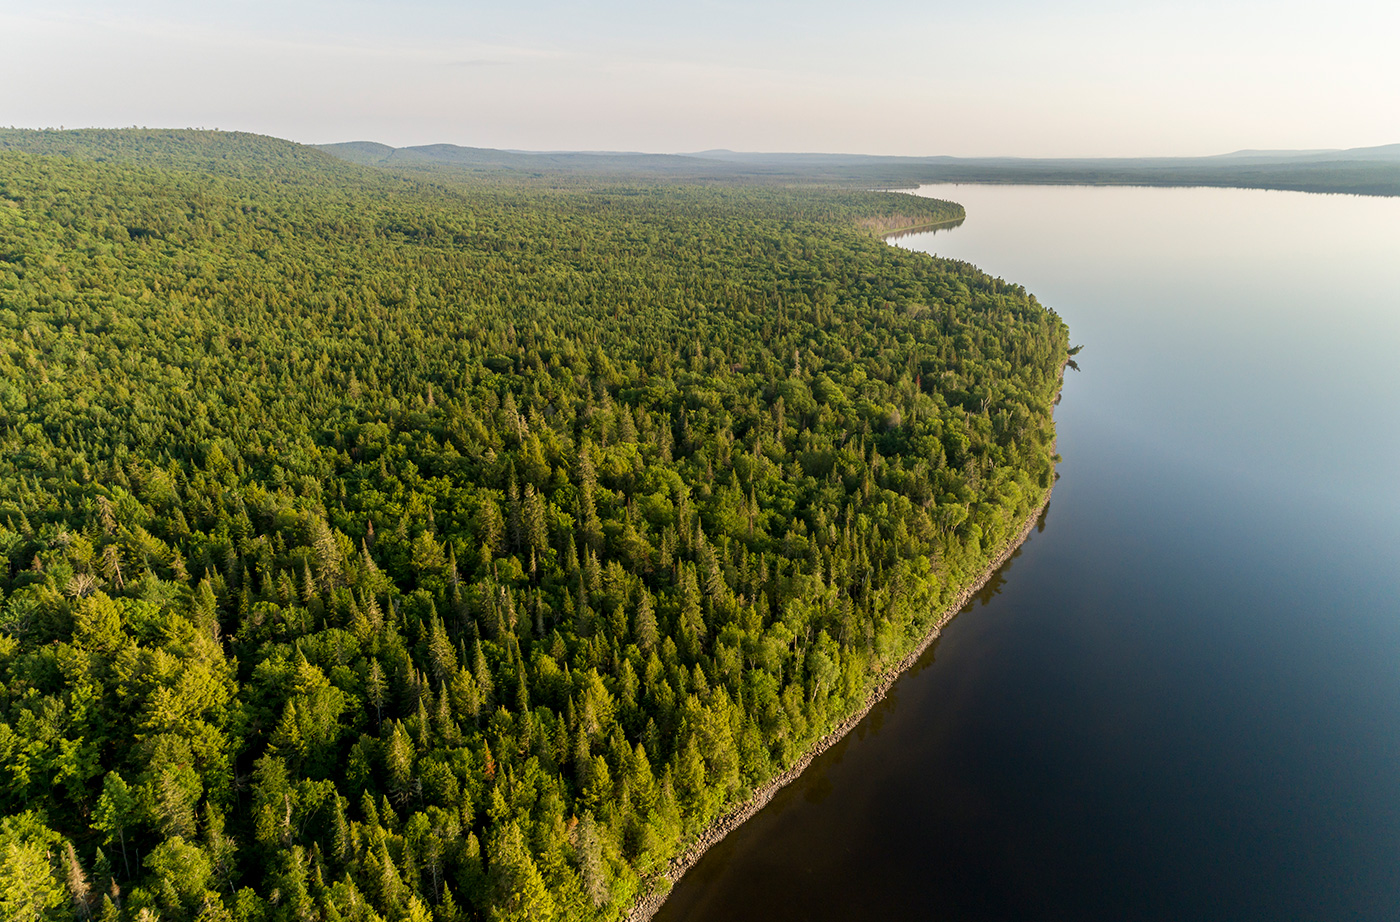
[856,214,966,239]
[623,430,1061,921]
[869,216,965,239]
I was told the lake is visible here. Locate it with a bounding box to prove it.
[654,184,1400,921]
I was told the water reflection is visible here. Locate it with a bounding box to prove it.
[880,217,965,242]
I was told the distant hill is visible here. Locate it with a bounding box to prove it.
[686,142,1400,168]
[1210,143,1400,163]
[316,139,1400,195]
[315,140,397,166]
[315,141,760,179]
[0,127,363,182]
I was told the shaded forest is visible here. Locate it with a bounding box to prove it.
[0,130,1066,922]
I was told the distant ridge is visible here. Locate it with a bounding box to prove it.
[1214,149,1341,160]
[316,140,396,165]
[315,139,1400,196]
[2,127,1394,196]
[0,127,368,184]
[1209,143,1400,163]
[315,141,746,178]
[682,143,1400,167]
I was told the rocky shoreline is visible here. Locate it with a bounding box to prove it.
[622,468,1058,922]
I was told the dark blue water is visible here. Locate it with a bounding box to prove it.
[655,184,1400,921]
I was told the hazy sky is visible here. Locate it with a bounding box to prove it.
[3,0,1397,156]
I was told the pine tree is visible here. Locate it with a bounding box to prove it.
[634,588,658,651]
[367,657,387,731]
[62,841,93,920]
[574,811,608,908]
[385,720,415,798]
[426,616,458,688]
[488,822,556,922]
[94,773,134,877]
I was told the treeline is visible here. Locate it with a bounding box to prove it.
[309,135,1400,197]
[0,131,1065,922]
[879,159,1400,197]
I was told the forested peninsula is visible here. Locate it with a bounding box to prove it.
[0,129,1067,922]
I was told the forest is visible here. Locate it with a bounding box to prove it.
[0,129,1067,922]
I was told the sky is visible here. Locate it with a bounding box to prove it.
[2,0,1397,157]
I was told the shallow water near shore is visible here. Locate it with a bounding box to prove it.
[655,184,1400,922]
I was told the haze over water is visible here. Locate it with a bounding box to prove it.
[656,184,1400,921]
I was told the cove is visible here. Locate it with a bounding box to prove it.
[655,184,1400,922]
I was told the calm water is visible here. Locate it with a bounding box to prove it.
[656,184,1400,922]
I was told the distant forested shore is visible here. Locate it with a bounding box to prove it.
[0,128,1063,922]
[313,136,1400,197]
